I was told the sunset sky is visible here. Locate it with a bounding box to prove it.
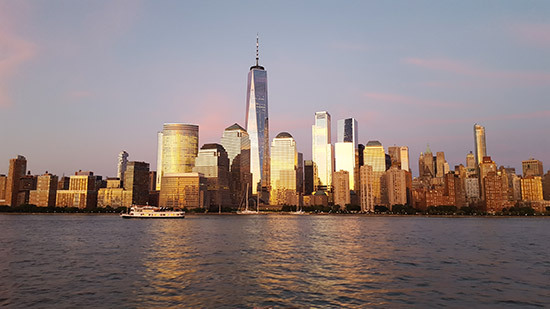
[1,1,549,177]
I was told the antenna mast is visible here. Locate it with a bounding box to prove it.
[256,33,259,66]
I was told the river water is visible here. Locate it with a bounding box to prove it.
[0,214,548,308]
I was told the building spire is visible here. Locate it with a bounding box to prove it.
[256,33,259,66]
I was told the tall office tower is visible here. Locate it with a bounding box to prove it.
[479,156,497,200]
[220,123,251,205]
[117,151,129,180]
[156,123,199,190]
[385,165,408,209]
[159,173,208,209]
[466,151,476,169]
[124,161,150,206]
[418,145,435,178]
[270,133,298,206]
[483,171,508,212]
[359,165,375,212]
[335,118,358,190]
[304,160,316,195]
[148,171,157,191]
[29,173,58,207]
[388,146,410,171]
[193,144,231,208]
[297,153,304,195]
[474,124,487,166]
[363,141,386,204]
[333,170,350,208]
[436,152,447,178]
[312,111,333,191]
[5,155,27,206]
[245,36,269,195]
[522,158,544,177]
[354,144,365,197]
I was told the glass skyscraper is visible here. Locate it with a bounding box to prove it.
[245,37,269,194]
[270,132,298,206]
[364,140,386,205]
[156,123,199,190]
[474,124,487,166]
[220,123,251,205]
[335,118,358,190]
[312,111,333,191]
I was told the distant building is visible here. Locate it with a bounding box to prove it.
[436,152,448,178]
[363,141,386,204]
[303,160,316,196]
[270,132,298,206]
[474,124,487,166]
[98,161,150,208]
[479,156,497,199]
[156,123,199,190]
[159,173,208,209]
[5,155,27,206]
[384,166,408,208]
[29,173,58,207]
[0,175,6,203]
[543,171,550,201]
[359,165,375,212]
[193,144,231,209]
[521,176,543,201]
[483,171,509,212]
[388,146,410,172]
[522,158,544,177]
[418,145,435,178]
[117,151,129,180]
[333,170,350,208]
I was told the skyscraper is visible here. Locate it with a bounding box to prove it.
[245,36,269,195]
[193,144,231,208]
[522,158,544,177]
[117,151,129,180]
[156,123,199,190]
[220,123,251,205]
[335,118,358,190]
[5,155,27,207]
[474,124,487,166]
[364,141,386,205]
[312,111,333,191]
[388,146,410,171]
[270,132,298,206]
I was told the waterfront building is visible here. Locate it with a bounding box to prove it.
[465,177,480,203]
[364,141,386,204]
[335,142,355,190]
[0,175,6,203]
[245,36,269,195]
[5,155,27,206]
[270,132,298,206]
[359,165,375,212]
[193,144,231,209]
[57,176,70,190]
[148,171,157,191]
[522,158,544,177]
[354,144,365,199]
[333,170,350,208]
[474,124,487,166]
[29,173,58,207]
[483,171,509,212]
[304,160,316,196]
[384,165,408,208]
[117,151,129,180]
[543,171,550,200]
[297,153,304,195]
[312,111,333,191]
[521,176,543,201]
[156,123,199,190]
[479,156,497,199]
[123,161,150,205]
[220,123,251,206]
[159,172,208,209]
[56,172,98,208]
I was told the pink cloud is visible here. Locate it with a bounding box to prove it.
[511,23,550,48]
[404,57,550,86]
[363,92,466,108]
[0,27,36,108]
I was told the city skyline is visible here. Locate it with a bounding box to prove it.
[1,1,549,177]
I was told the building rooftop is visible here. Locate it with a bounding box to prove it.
[366,140,382,147]
[276,132,293,139]
[201,143,226,152]
[225,123,246,131]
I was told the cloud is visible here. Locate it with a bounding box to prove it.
[0,23,36,107]
[511,23,550,48]
[363,92,466,108]
[404,57,550,86]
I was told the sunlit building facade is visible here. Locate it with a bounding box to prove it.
[193,144,231,208]
[388,146,410,171]
[385,166,408,208]
[312,111,333,191]
[245,37,269,195]
[156,123,199,190]
[474,124,487,166]
[5,155,27,207]
[364,141,386,205]
[335,118,358,190]
[56,172,98,209]
[117,151,129,180]
[522,158,544,177]
[270,132,298,206]
[29,173,58,207]
[359,165,375,212]
[159,173,207,209]
[333,170,350,208]
[521,176,543,201]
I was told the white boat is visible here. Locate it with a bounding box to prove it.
[121,205,185,219]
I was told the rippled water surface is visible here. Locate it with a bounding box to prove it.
[0,214,549,308]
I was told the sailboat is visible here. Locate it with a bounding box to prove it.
[237,183,259,214]
[290,203,306,215]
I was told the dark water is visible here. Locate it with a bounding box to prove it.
[0,214,549,308]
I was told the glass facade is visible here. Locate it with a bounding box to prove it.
[221,123,251,206]
[156,123,199,190]
[337,118,358,145]
[335,142,356,190]
[364,141,386,204]
[312,111,333,191]
[270,132,298,206]
[246,66,269,194]
[474,124,487,166]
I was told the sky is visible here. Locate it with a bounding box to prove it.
[0,0,549,178]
